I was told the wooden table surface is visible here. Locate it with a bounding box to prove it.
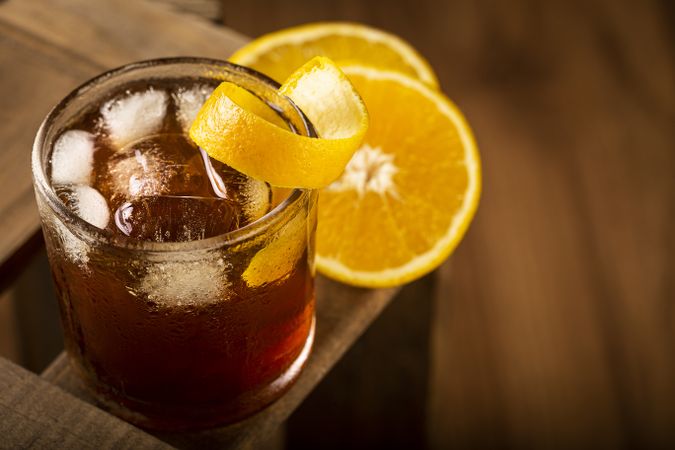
[1,0,674,448]
[223,0,674,448]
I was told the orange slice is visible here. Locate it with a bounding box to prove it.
[229,22,438,88]
[315,65,481,287]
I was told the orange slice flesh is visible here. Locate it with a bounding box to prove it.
[315,65,481,287]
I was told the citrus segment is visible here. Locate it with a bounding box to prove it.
[189,57,369,189]
[315,66,481,287]
[229,22,439,88]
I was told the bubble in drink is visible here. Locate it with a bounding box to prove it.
[51,130,95,185]
[100,89,168,147]
[114,196,239,242]
[173,84,215,133]
[56,184,110,229]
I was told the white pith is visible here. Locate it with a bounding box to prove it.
[325,144,399,197]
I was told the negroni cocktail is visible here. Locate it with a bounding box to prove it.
[32,59,317,430]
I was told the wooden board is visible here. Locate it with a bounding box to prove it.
[6,0,673,447]
[220,0,675,447]
[0,357,169,449]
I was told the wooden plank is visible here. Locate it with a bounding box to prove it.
[150,0,222,22]
[0,0,247,282]
[221,0,675,447]
[422,0,675,448]
[0,23,95,287]
[0,356,169,449]
[0,0,247,67]
[428,0,675,446]
[43,276,397,449]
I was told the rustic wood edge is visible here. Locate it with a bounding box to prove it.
[0,356,170,449]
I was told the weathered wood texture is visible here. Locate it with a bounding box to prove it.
[43,277,396,449]
[150,0,223,22]
[4,0,672,447]
[0,357,169,449]
[220,0,675,448]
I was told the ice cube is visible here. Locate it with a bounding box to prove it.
[114,195,239,242]
[173,84,214,133]
[57,185,110,229]
[136,257,231,307]
[51,130,95,185]
[200,149,271,224]
[100,89,168,147]
[240,178,272,223]
[100,134,208,206]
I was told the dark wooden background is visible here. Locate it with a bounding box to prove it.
[220,0,675,448]
[1,0,673,448]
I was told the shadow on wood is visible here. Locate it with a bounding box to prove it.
[287,274,434,450]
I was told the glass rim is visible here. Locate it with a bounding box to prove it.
[32,57,316,254]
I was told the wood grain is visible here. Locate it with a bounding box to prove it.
[220,0,675,447]
[42,277,397,449]
[3,0,673,447]
[0,357,169,449]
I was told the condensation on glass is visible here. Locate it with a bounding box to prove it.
[31,58,317,431]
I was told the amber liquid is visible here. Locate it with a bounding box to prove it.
[45,78,315,430]
[48,245,314,430]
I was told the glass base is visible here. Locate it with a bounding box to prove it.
[69,317,315,432]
